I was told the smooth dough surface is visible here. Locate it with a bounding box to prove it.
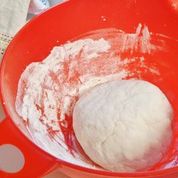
[73,80,173,172]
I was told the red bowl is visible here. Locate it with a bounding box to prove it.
[1,0,178,177]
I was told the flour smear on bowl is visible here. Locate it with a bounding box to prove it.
[15,24,167,169]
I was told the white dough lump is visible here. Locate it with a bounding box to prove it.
[73,80,173,172]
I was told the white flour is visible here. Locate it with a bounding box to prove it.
[15,25,165,168]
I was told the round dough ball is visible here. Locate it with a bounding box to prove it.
[73,80,173,172]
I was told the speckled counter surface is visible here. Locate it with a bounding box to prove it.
[43,169,70,178]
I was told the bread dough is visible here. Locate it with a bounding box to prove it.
[73,80,173,172]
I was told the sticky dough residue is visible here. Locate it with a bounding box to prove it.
[15,24,165,168]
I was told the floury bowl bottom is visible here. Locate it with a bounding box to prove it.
[1,0,178,178]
